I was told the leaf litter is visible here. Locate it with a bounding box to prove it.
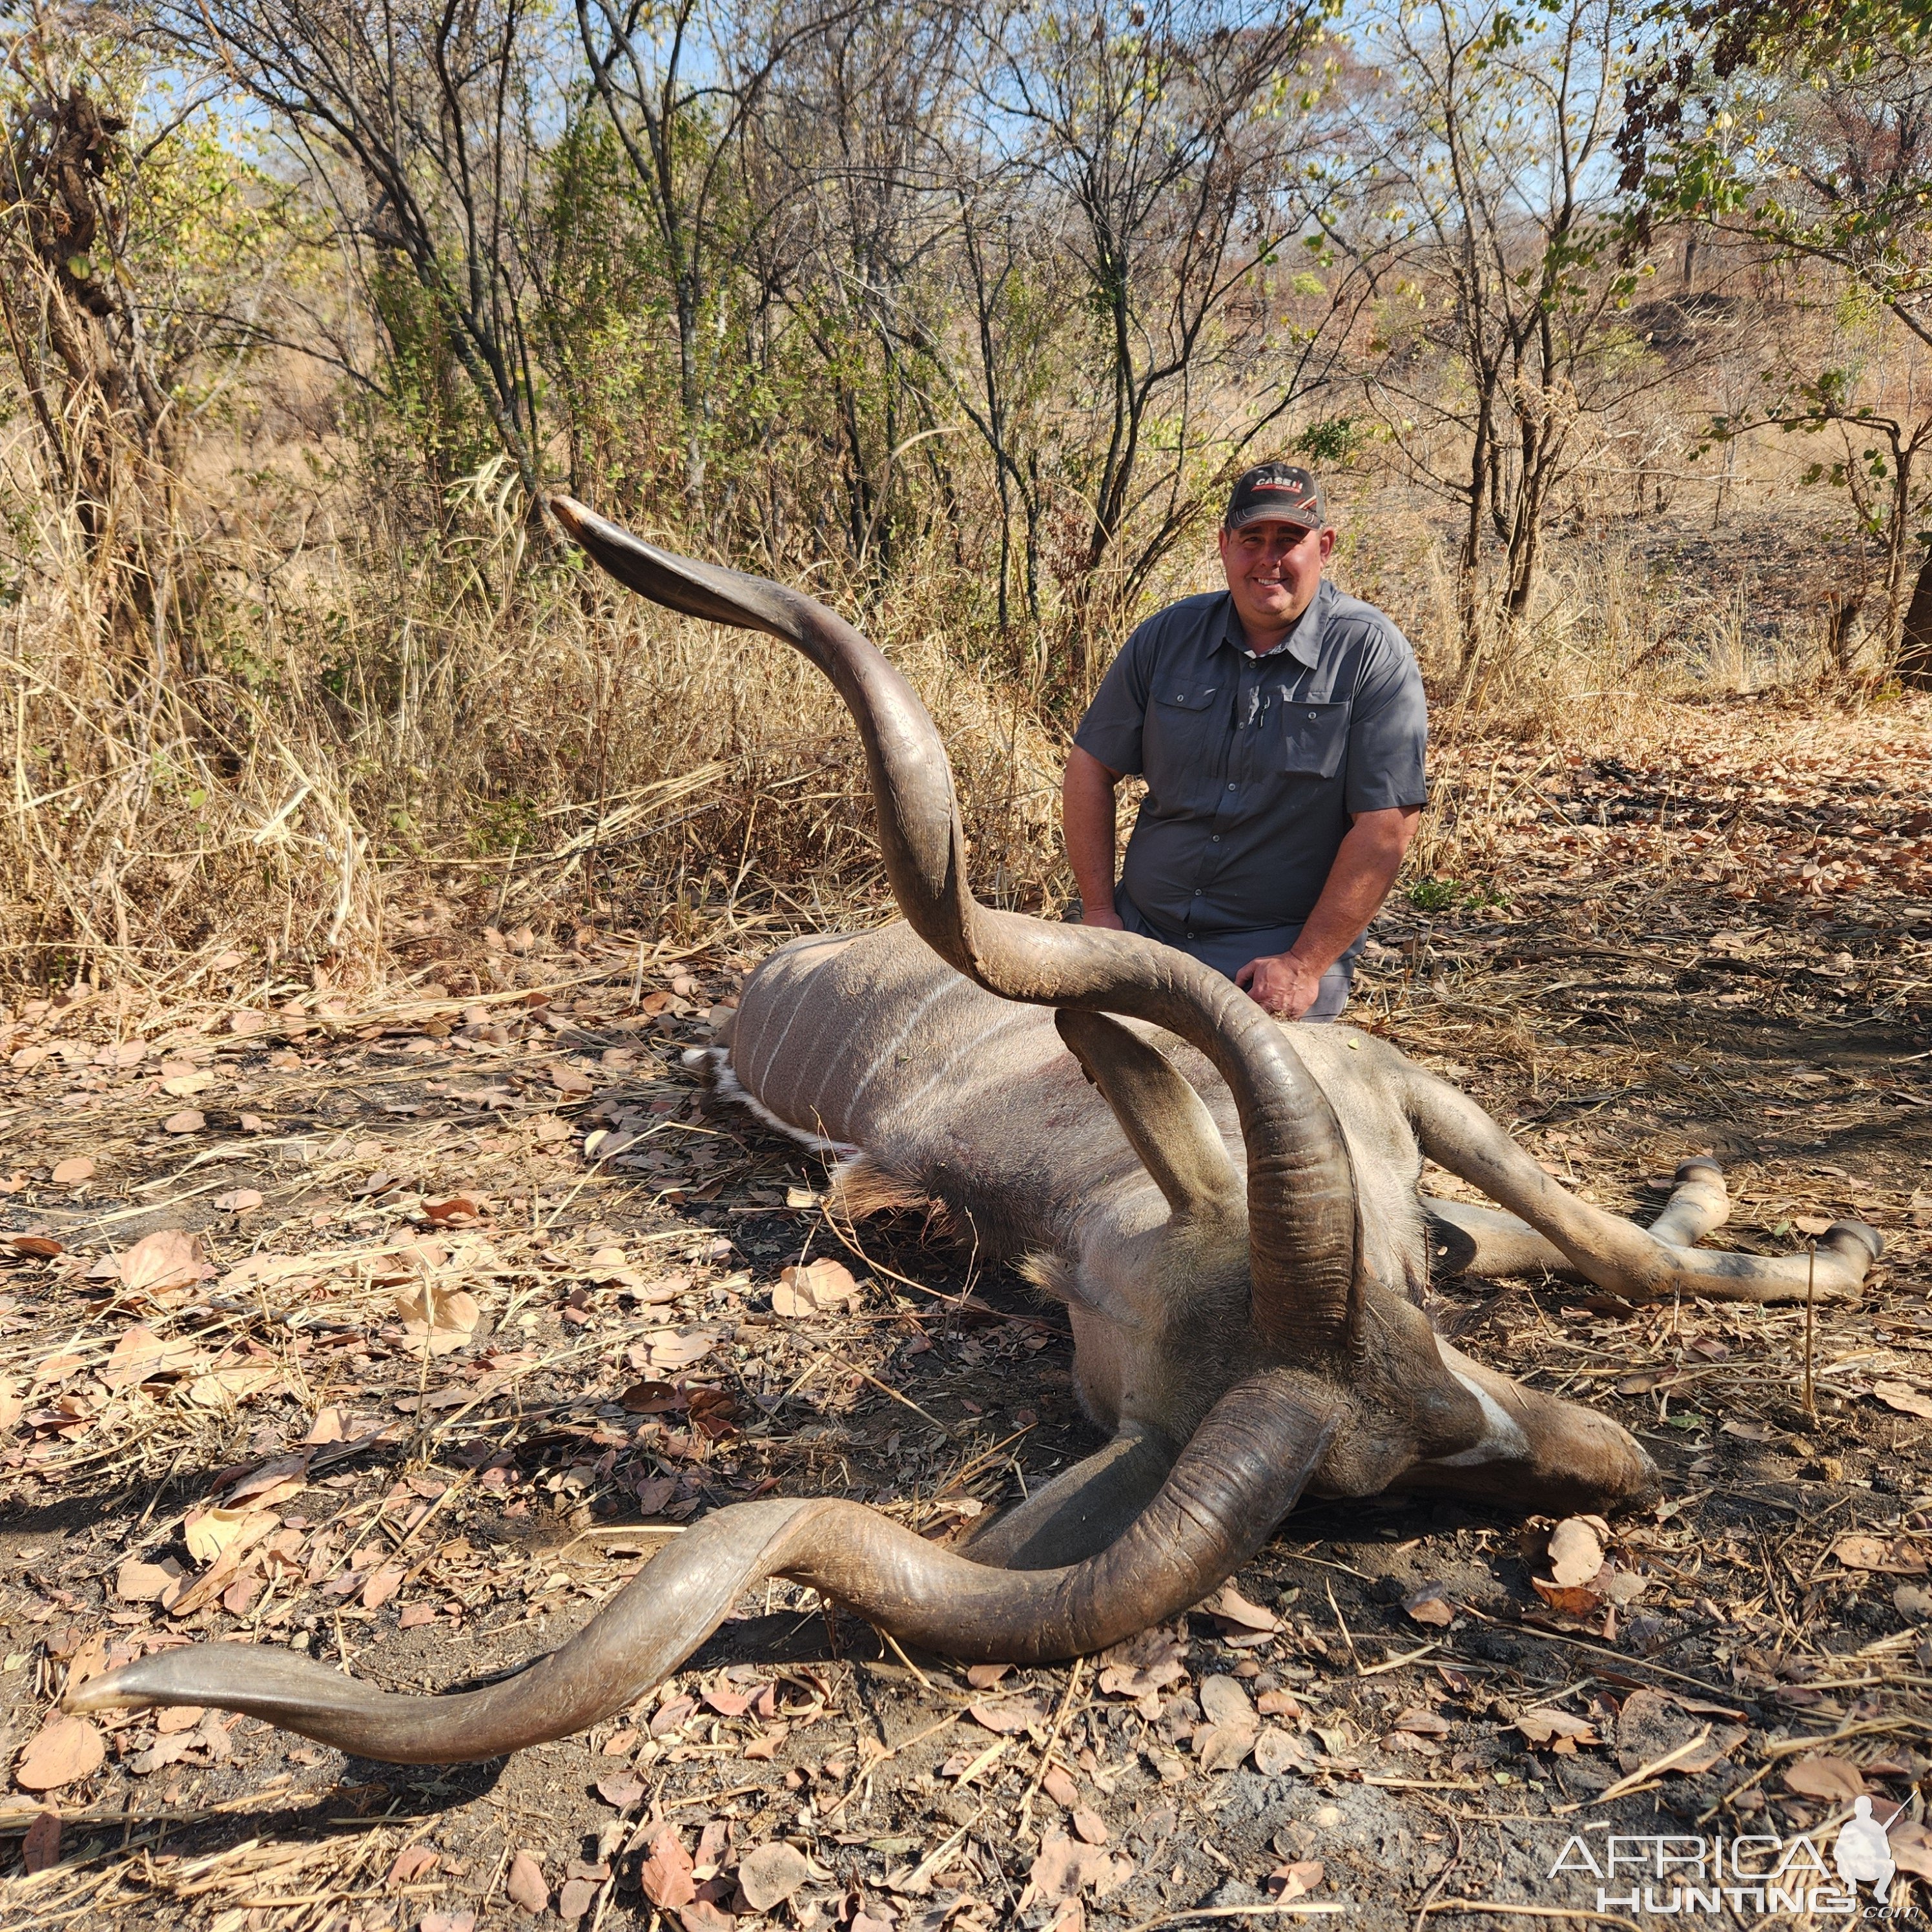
[0,700,1927,1924]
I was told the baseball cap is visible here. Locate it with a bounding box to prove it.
[1224,462,1326,533]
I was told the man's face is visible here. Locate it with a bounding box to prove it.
[1217,519,1335,639]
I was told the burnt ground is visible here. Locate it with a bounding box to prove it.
[0,694,1929,1931]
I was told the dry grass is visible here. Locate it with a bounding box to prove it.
[1,493,1067,998]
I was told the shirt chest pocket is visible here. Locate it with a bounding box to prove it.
[1148,684,1223,774]
[1277,697,1351,778]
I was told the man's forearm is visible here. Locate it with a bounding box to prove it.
[1063,748,1124,921]
[1287,807,1421,974]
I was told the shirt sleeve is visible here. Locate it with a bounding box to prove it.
[1072,620,1158,776]
[1344,622,1429,814]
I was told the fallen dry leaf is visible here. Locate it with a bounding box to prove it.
[1020,1831,1135,1907]
[21,1810,59,1873]
[772,1257,860,1317]
[163,1109,205,1134]
[1194,1723,1254,1773]
[968,1696,1045,1734]
[227,1452,311,1506]
[117,1556,186,1603]
[1199,1674,1258,1733]
[102,1324,204,1392]
[1198,1580,1279,1632]
[638,1328,719,1374]
[1532,1577,1607,1617]
[1833,1533,1927,1575]
[636,1825,697,1910]
[1890,1823,1932,1882]
[1252,1727,1313,1776]
[213,1188,264,1213]
[118,1228,214,1298]
[736,1842,811,1912]
[1392,1707,1451,1736]
[387,1845,440,1886]
[1873,1380,1932,1421]
[362,1565,406,1610]
[1095,1625,1189,1698]
[1071,1809,1108,1845]
[395,1284,482,1355]
[184,1506,279,1566]
[1272,1861,1325,1899]
[50,1156,94,1186]
[1895,1583,1932,1621]
[1403,1583,1455,1627]
[1782,1754,1868,1801]
[506,1851,549,1913]
[1514,1708,1600,1749]
[1546,1516,1606,1587]
[15,1714,105,1791]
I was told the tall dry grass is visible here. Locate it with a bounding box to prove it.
[1,455,1073,997]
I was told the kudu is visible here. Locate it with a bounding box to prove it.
[70,500,1881,1765]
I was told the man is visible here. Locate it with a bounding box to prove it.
[1064,462,1426,1022]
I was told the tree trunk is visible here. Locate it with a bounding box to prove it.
[677,278,704,509]
[1898,547,1932,688]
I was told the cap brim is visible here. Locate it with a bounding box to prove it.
[1225,505,1322,533]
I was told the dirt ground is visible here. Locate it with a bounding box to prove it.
[0,692,1929,1932]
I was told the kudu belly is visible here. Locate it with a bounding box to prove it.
[721,925,1166,1258]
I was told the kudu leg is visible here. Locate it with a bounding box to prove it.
[1403,1069,1880,1303]
[1423,1160,1731,1280]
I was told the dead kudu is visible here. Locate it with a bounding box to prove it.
[70,500,1882,1763]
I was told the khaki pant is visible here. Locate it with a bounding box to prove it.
[1115,892,1357,1022]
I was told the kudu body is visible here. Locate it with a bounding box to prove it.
[70,501,1880,1765]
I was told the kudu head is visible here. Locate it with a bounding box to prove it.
[63,503,1652,1768]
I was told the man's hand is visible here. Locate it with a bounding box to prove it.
[1081,907,1126,930]
[1235,951,1325,1020]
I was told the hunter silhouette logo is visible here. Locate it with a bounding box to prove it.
[1836,1798,1896,1904]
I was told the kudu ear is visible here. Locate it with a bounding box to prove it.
[1055,1010,1242,1222]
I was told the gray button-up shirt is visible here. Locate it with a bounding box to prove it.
[1073,579,1428,939]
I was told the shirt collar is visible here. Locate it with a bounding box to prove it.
[1214,579,1330,670]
